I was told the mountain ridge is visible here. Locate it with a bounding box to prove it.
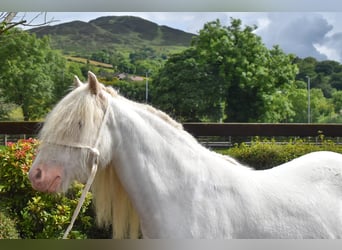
[29,15,195,55]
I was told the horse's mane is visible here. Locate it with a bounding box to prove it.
[104,86,183,130]
[91,160,140,238]
[92,85,184,239]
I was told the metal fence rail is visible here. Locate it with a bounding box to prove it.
[182,123,342,137]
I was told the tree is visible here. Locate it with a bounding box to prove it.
[310,89,335,123]
[295,57,342,97]
[91,50,111,64]
[48,55,76,103]
[0,93,16,121]
[258,46,298,122]
[0,12,25,35]
[331,72,342,90]
[331,90,342,114]
[153,18,298,122]
[110,79,146,103]
[294,57,318,81]
[0,29,66,120]
[194,19,298,122]
[152,48,223,121]
[288,87,309,123]
[0,12,56,36]
[288,87,336,123]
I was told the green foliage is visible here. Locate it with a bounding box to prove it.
[20,183,93,239]
[295,57,342,96]
[153,18,298,122]
[128,46,163,75]
[91,50,113,64]
[331,90,342,114]
[152,48,223,121]
[0,138,38,209]
[0,91,17,121]
[219,137,342,170]
[152,19,341,123]
[310,89,336,122]
[0,29,68,120]
[0,206,19,239]
[110,79,147,103]
[0,139,100,239]
[288,87,337,123]
[193,19,298,122]
[295,57,318,82]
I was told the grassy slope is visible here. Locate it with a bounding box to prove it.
[30,16,194,57]
[65,56,113,68]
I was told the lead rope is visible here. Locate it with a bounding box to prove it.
[61,103,110,239]
[62,151,98,239]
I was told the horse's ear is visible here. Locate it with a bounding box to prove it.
[88,71,100,95]
[74,75,83,88]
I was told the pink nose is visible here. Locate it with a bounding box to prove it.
[29,167,42,182]
[29,164,63,193]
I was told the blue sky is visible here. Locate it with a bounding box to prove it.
[18,12,342,63]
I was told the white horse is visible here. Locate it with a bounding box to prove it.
[29,72,342,239]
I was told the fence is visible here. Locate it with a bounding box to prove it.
[0,122,43,145]
[183,123,342,147]
[1,122,341,147]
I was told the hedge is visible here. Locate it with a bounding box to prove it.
[0,205,19,239]
[218,137,342,170]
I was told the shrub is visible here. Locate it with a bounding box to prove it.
[0,138,38,213]
[0,139,102,239]
[218,137,342,170]
[0,206,19,239]
[20,182,93,239]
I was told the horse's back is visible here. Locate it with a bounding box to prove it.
[271,151,342,195]
[250,151,342,238]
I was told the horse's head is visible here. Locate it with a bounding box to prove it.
[29,72,114,193]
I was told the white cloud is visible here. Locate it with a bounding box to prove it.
[253,13,336,60]
[255,17,271,32]
[314,43,341,62]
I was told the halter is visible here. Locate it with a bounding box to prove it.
[45,101,111,239]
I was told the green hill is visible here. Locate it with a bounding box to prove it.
[29,15,195,56]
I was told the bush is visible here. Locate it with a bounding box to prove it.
[218,137,342,170]
[20,182,93,239]
[0,138,38,213]
[0,139,104,239]
[0,206,19,239]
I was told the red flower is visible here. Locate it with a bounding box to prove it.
[15,150,26,160]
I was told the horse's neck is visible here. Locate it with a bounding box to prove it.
[110,97,201,191]
[109,98,247,237]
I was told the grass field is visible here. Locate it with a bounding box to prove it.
[65,56,114,69]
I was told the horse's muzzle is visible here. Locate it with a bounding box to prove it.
[29,163,63,193]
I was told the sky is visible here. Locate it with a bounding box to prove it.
[19,12,342,63]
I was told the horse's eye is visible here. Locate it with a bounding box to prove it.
[78,121,83,129]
